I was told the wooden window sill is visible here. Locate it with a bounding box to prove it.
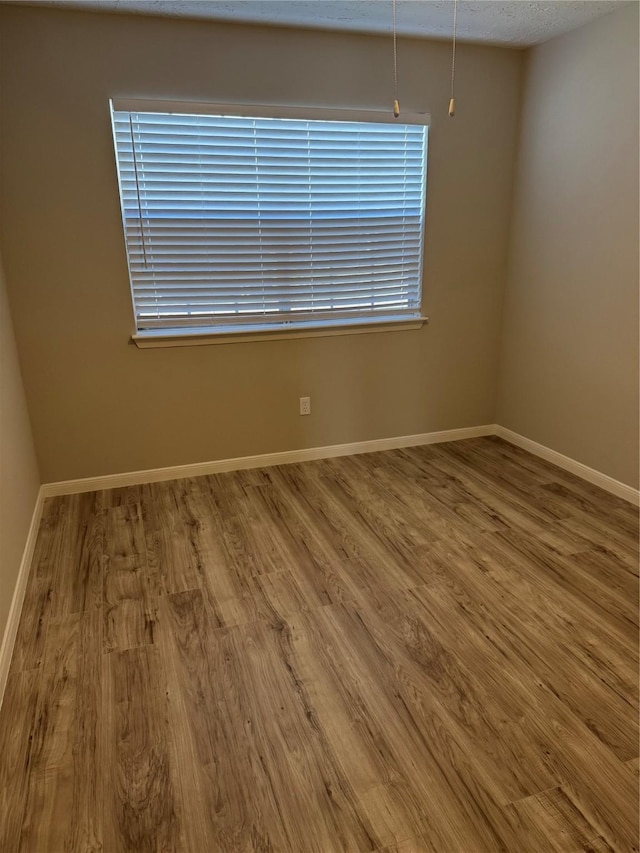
[131,316,428,348]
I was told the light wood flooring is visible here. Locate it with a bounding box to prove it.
[1,436,638,852]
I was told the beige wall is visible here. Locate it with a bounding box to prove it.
[497,4,639,487]
[0,252,40,648]
[0,7,522,482]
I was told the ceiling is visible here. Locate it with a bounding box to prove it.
[4,0,627,46]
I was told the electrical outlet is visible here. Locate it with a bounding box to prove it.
[299,396,311,416]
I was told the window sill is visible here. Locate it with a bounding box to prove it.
[131,316,428,348]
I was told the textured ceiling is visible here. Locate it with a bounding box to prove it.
[4,0,627,46]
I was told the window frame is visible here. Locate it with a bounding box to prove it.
[110,99,430,347]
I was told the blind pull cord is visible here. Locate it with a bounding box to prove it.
[392,0,400,117]
[449,0,458,117]
[129,114,149,268]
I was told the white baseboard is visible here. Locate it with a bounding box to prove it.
[41,425,495,497]
[494,426,640,507]
[0,487,45,710]
[40,424,640,506]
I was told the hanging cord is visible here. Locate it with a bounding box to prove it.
[449,0,458,116]
[129,114,148,267]
[392,0,400,117]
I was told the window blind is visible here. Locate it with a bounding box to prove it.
[111,106,428,334]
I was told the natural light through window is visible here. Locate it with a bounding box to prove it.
[110,100,428,340]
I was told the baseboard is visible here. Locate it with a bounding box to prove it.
[0,486,45,710]
[40,424,640,506]
[41,425,495,497]
[495,426,640,506]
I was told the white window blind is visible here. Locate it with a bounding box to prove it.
[110,103,428,335]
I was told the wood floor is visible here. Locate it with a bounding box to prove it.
[1,436,638,852]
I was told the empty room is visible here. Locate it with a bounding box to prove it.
[0,0,638,850]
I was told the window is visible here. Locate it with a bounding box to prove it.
[110,100,428,341]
